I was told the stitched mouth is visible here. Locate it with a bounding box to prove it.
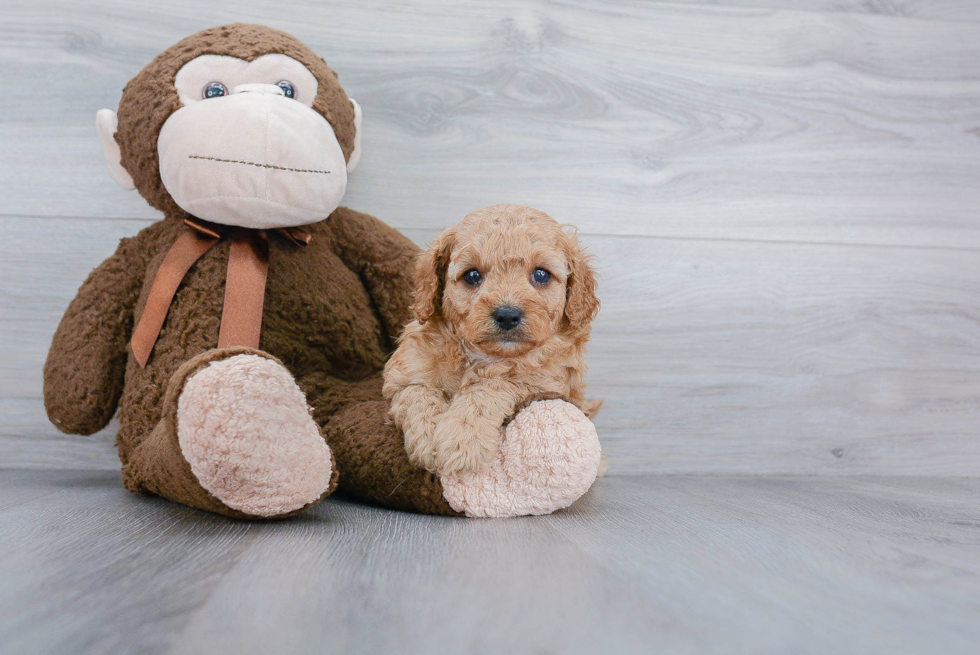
[189,155,330,175]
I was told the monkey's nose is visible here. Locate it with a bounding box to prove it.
[234,83,286,96]
[492,305,524,331]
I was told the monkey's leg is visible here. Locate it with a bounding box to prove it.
[306,378,600,518]
[438,396,602,517]
[122,347,337,519]
[299,371,461,516]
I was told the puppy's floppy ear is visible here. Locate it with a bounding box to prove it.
[413,227,456,325]
[561,228,600,331]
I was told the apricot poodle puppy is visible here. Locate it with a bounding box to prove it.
[383,204,601,475]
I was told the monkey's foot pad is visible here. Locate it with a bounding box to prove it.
[176,353,333,517]
[441,399,602,518]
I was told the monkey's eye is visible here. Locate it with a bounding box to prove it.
[532,268,552,285]
[276,80,296,99]
[462,269,482,286]
[203,82,228,99]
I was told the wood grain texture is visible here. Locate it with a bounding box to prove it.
[0,470,257,655]
[3,216,978,474]
[1,0,980,247]
[664,0,980,22]
[1,471,978,655]
[552,474,980,655]
[2,0,980,475]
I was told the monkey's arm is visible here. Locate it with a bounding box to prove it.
[327,207,420,346]
[43,235,146,435]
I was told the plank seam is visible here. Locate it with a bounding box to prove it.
[3,214,979,253]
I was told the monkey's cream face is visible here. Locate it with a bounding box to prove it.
[154,54,358,229]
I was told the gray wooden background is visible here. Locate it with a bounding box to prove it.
[2,0,979,476]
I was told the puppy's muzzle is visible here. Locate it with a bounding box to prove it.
[492,305,524,332]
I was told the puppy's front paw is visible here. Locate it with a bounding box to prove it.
[431,414,502,475]
[402,424,440,473]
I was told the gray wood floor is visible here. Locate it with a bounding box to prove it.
[1,469,978,655]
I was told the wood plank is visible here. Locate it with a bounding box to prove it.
[0,399,119,471]
[581,235,980,475]
[1,1,979,247]
[165,489,699,655]
[4,216,978,475]
[0,469,257,655]
[663,0,980,23]
[547,475,980,655]
[0,469,92,512]
[1,471,978,654]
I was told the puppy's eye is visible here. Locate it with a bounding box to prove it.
[276,80,296,99]
[203,82,228,99]
[462,269,482,286]
[532,268,552,285]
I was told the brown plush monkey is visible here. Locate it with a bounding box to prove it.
[44,24,601,519]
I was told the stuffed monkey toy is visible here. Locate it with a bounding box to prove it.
[43,24,601,519]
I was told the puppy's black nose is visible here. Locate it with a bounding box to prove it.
[492,305,523,331]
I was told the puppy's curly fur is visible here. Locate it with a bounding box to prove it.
[383,205,601,475]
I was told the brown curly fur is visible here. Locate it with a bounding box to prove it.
[383,205,601,475]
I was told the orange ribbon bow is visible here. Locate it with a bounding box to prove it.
[129,217,311,368]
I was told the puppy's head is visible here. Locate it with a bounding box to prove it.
[413,205,599,357]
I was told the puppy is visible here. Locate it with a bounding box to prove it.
[383,204,601,475]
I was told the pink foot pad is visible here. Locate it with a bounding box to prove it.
[177,354,333,517]
[440,399,602,518]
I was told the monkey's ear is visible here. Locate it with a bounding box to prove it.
[346,98,362,174]
[95,109,135,190]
